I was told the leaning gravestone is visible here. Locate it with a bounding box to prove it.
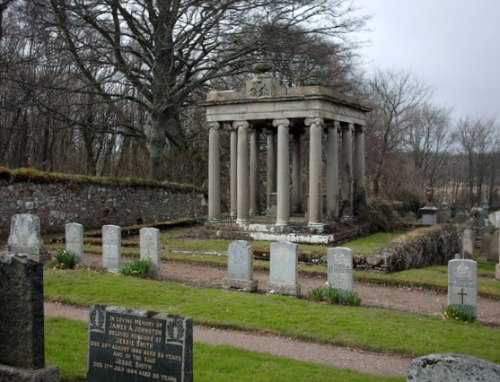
[327,247,354,293]
[87,305,193,382]
[268,241,300,296]
[140,228,161,276]
[447,259,477,317]
[0,253,59,381]
[407,353,500,381]
[7,214,49,263]
[102,225,122,272]
[65,222,84,263]
[223,240,257,291]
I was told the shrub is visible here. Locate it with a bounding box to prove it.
[309,283,362,306]
[358,198,402,231]
[119,259,152,278]
[442,305,476,323]
[50,250,79,269]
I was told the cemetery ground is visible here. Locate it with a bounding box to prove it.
[33,226,500,381]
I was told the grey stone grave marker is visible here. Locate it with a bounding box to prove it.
[0,253,59,381]
[407,353,500,382]
[65,222,84,263]
[268,241,300,296]
[327,247,354,293]
[447,259,477,317]
[461,227,474,259]
[87,305,193,382]
[140,228,161,276]
[7,214,49,263]
[102,225,121,272]
[223,240,257,291]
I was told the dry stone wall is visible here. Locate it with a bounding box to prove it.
[0,178,206,237]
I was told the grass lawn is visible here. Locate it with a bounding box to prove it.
[46,317,404,382]
[44,269,500,364]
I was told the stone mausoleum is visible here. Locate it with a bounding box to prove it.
[204,68,371,234]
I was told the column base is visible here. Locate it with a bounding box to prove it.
[307,222,325,234]
[236,218,249,227]
[268,282,301,296]
[0,364,60,382]
[223,278,258,292]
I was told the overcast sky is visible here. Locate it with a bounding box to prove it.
[353,0,500,121]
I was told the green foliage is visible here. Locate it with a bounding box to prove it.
[119,259,152,278]
[49,250,79,269]
[442,305,476,323]
[45,317,403,382]
[310,283,362,306]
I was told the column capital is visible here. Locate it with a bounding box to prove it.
[206,121,221,130]
[272,118,290,128]
[304,117,324,128]
[233,120,249,130]
[354,124,366,133]
[342,122,354,132]
[264,127,275,135]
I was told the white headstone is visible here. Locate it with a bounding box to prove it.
[102,225,121,272]
[448,259,477,317]
[495,211,500,229]
[327,247,354,292]
[223,240,257,291]
[462,228,474,259]
[7,214,48,262]
[65,223,84,263]
[268,241,300,296]
[139,227,160,276]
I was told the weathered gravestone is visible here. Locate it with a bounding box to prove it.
[480,227,499,262]
[7,214,49,263]
[223,240,257,291]
[407,353,500,381]
[327,247,353,293]
[268,241,300,296]
[87,305,193,382]
[461,227,474,259]
[65,222,84,263]
[102,225,122,272]
[140,228,161,276]
[0,253,59,381]
[447,259,477,317]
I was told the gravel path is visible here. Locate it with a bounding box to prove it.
[44,254,500,377]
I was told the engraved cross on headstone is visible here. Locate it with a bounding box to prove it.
[457,288,467,304]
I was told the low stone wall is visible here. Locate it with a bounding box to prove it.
[0,169,206,237]
[355,225,460,272]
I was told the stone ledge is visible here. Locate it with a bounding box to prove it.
[268,282,301,296]
[223,278,258,292]
[0,364,59,382]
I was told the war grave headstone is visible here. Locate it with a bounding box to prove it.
[407,353,500,382]
[102,225,122,272]
[65,222,84,263]
[223,240,257,291]
[87,305,193,382]
[268,241,300,296]
[327,247,353,293]
[461,227,474,259]
[7,214,49,263]
[0,215,59,381]
[140,228,161,276]
[447,259,477,317]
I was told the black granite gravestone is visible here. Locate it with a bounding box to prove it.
[0,253,59,381]
[87,305,193,382]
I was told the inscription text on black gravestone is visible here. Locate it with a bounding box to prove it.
[87,305,193,382]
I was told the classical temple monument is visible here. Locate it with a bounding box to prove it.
[204,66,371,234]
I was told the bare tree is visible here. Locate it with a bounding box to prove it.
[17,0,365,180]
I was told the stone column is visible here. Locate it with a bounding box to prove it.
[265,129,276,214]
[291,130,303,213]
[207,122,221,222]
[273,118,290,226]
[235,121,250,225]
[326,121,340,220]
[341,123,353,215]
[229,124,238,218]
[305,118,324,228]
[353,124,366,210]
[249,126,260,215]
